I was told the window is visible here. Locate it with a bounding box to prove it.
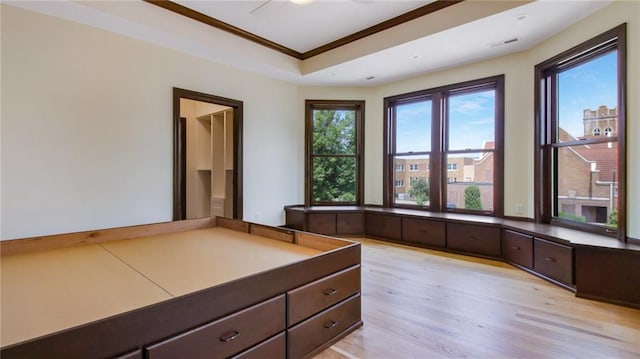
[306,100,364,205]
[395,180,405,187]
[396,164,405,171]
[409,164,419,171]
[535,24,626,240]
[384,75,504,215]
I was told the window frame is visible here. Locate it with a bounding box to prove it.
[383,75,504,216]
[305,100,365,206]
[534,24,626,241]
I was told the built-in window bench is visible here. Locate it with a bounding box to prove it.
[284,205,640,309]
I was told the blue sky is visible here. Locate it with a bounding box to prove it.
[396,50,617,153]
[558,50,617,138]
[395,90,495,156]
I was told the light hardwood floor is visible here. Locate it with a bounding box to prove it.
[315,237,640,359]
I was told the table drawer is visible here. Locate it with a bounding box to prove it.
[402,218,446,247]
[288,265,360,326]
[231,332,285,359]
[146,295,285,359]
[447,223,501,257]
[534,238,574,286]
[502,229,533,269]
[288,294,361,359]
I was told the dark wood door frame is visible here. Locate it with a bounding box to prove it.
[173,87,243,221]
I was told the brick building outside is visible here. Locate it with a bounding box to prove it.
[557,105,618,224]
[394,142,494,210]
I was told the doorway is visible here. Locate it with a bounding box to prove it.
[173,88,243,221]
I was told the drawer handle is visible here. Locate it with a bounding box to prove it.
[544,257,556,263]
[323,320,338,329]
[323,288,337,296]
[219,330,240,342]
[512,245,520,251]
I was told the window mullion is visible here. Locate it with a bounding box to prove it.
[431,92,443,212]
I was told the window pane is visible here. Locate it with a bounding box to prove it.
[445,153,493,211]
[312,156,356,202]
[312,109,355,155]
[558,51,617,141]
[448,90,495,151]
[395,100,431,153]
[393,155,430,207]
[555,142,618,228]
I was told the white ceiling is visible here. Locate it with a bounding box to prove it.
[6,0,613,87]
[175,0,436,53]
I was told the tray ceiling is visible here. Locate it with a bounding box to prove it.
[5,0,614,86]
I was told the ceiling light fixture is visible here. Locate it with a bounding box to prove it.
[290,0,313,5]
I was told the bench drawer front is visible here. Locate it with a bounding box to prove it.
[534,238,573,285]
[365,213,401,240]
[146,295,285,359]
[288,294,361,359]
[308,214,336,235]
[502,230,533,269]
[402,218,446,247]
[336,213,364,235]
[447,223,501,257]
[288,265,360,326]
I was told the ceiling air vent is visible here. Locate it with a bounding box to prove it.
[488,37,519,48]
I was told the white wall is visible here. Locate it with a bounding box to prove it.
[1,5,298,239]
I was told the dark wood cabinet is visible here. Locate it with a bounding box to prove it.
[502,229,533,269]
[288,294,361,359]
[402,218,445,248]
[288,265,361,326]
[284,208,365,236]
[534,238,574,286]
[365,213,401,240]
[285,210,306,231]
[308,213,336,235]
[336,213,364,235]
[146,295,286,359]
[575,246,640,308]
[447,223,501,258]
